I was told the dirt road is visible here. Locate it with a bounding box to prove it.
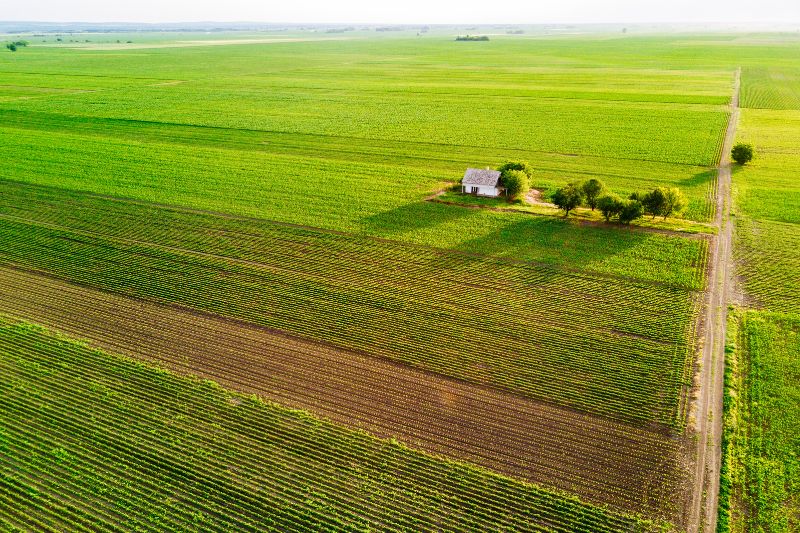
[687,67,740,533]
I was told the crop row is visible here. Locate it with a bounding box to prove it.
[734,217,800,313]
[0,191,702,428]
[718,311,799,532]
[0,264,689,521]
[0,318,666,532]
[740,67,800,110]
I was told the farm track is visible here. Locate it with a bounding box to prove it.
[0,265,689,522]
[688,68,740,533]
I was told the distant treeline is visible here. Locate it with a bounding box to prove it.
[456,35,490,41]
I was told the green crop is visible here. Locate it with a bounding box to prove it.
[719,311,799,533]
[0,182,703,429]
[0,318,667,532]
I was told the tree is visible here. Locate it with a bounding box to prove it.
[641,188,667,219]
[497,160,533,179]
[731,143,753,165]
[501,169,529,201]
[618,200,644,225]
[6,43,16,52]
[661,187,687,220]
[552,182,584,216]
[597,194,624,222]
[581,178,606,210]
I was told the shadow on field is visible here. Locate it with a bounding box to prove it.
[360,200,473,237]
[452,215,647,273]
[679,169,717,188]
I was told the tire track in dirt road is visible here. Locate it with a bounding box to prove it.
[687,67,740,533]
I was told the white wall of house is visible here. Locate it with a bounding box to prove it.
[463,184,501,197]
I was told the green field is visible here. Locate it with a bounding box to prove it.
[724,57,800,532]
[3,30,800,532]
[719,312,800,533]
[0,181,702,428]
[0,318,665,532]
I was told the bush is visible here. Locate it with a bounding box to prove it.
[501,170,529,201]
[497,160,533,179]
[552,183,584,216]
[581,179,606,211]
[597,194,624,222]
[731,143,753,165]
[618,200,644,225]
[6,43,16,52]
[661,187,687,220]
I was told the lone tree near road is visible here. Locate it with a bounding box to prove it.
[731,143,754,165]
[581,179,606,210]
[552,183,584,216]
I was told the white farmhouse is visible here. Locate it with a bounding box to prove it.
[461,168,504,197]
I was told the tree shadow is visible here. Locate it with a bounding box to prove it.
[359,200,474,238]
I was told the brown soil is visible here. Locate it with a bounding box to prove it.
[0,264,687,522]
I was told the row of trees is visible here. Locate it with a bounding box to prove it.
[551,179,687,224]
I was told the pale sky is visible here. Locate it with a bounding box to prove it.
[4,0,800,24]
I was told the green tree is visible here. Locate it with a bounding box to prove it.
[551,182,584,216]
[661,187,687,220]
[641,188,667,219]
[618,200,644,225]
[581,178,606,210]
[731,143,754,165]
[597,194,624,222]
[501,169,529,201]
[5,43,16,52]
[497,160,533,179]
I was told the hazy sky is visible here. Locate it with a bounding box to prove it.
[4,0,800,24]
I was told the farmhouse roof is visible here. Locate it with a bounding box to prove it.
[462,168,501,186]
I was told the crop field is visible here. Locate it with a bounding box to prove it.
[0,181,703,429]
[732,91,800,312]
[718,311,800,533]
[3,31,800,532]
[0,37,734,227]
[725,59,800,532]
[740,67,800,110]
[0,317,667,532]
[0,265,691,519]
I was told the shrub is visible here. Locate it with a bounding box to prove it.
[661,187,687,220]
[501,170,529,201]
[497,160,533,179]
[552,183,584,216]
[618,200,644,225]
[731,143,753,165]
